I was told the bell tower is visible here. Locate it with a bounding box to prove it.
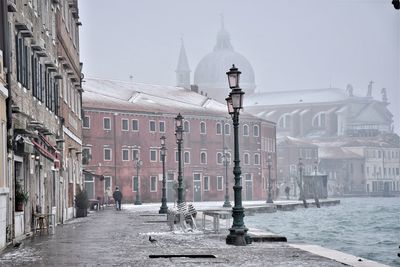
[175,39,191,89]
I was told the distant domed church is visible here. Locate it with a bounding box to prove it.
[176,18,256,102]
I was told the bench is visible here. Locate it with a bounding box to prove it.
[33,213,56,235]
[202,210,231,233]
[167,202,197,232]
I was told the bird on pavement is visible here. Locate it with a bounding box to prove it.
[13,242,22,248]
[149,236,157,243]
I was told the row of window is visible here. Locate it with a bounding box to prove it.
[366,150,400,160]
[83,147,262,166]
[16,35,60,115]
[83,116,260,137]
[278,112,327,129]
[367,166,400,177]
[132,175,225,192]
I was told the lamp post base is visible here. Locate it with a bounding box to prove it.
[226,228,252,246]
[134,200,142,205]
[266,197,273,204]
[223,201,232,208]
[159,200,168,214]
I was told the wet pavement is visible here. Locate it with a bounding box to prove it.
[0,206,351,266]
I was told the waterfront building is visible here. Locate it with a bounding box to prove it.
[1,0,82,246]
[82,78,276,203]
[246,85,400,196]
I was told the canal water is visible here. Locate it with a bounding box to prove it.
[245,197,400,266]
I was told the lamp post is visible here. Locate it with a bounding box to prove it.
[266,154,273,203]
[159,136,168,213]
[222,147,231,208]
[298,158,304,201]
[313,159,320,208]
[225,65,251,246]
[134,157,143,205]
[175,113,184,204]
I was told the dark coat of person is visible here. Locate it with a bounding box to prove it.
[113,190,122,201]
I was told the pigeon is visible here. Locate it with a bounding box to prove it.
[149,236,157,243]
[13,242,22,248]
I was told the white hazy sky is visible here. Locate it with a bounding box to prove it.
[79,0,400,133]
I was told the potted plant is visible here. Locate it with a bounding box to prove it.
[75,187,89,217]
[15,181,29,211]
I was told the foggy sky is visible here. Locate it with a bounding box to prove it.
[79,0,400,134]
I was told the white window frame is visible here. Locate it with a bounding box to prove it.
[132,119,139,131]
[184,120,190,133]
[122,149,129,161]
[253,124,260,137]
[184,151,190,164]
[159,121,165,133]
[83,115,90,129]
[149,120,156,133]
[121,118,129,131]
[244,153,250,165]
[217,176,223,191]
[216,122,222,135]
[200,152,207,164]
[150,149,157,162]
[216,152,223,165]
[224,123,231,135]
[150,176,157,192]
[200,121,206,135]
[104,148,112,161]
[243,124,249,136]
[132,149,140,160]
[103,117,111,130]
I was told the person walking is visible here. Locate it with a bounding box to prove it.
[113,186,123,211]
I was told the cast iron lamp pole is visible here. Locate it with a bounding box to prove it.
[225,65,251,246]
[175,113,184,204]
[266,154,273,203]
[298,157,305,202]
[134,157,143,205]
[222,147,232,208]
[159,136,168,213]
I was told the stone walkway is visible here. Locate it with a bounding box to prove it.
[0,207,367,266]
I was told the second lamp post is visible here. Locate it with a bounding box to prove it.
[134,157,143,205]
[159,136,168,213]
[225,65,251,246]
[175,113,184,204]
[266,154,273,203]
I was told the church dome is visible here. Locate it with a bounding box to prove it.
[194,20,256,101]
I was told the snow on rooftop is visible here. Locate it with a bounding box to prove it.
[244,88,348,106]
[83,78,228,116]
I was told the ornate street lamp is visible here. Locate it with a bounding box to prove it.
[266,154,273,203]
[175,113,184,204]
[222,147,231,208]
[313,159,320,208]
[225,65,251,246]
[134,157,143,205]
[159,136,168,214]
[298,157,307,207]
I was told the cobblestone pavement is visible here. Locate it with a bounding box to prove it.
[0,207,346,266]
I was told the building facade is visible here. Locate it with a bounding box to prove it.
[246,85,400,196]
[1,0,82,247]
[82,78,277,204]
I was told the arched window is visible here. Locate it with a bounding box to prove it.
[184,151,190,164]
[184,120,190,132]
[254,153,260,165]
[244,153,250,165]
[243,124,249,136]
[278,113,291,129]
[253,125,260,137]
[200,152,207,164]
[224,123,231,135]
[200,121,206,134]
[216,122,222,135]
[312,112,326,128]
[217,152,223,164]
